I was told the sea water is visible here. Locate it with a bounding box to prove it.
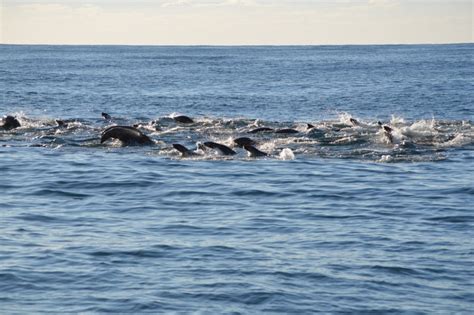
[1,44,473,313]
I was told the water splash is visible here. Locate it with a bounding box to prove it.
[1,113,472,163]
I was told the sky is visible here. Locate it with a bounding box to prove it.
[1,0,472,45]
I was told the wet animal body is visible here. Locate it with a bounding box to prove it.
[234,137,256,147]
[101,126,153,145]
[249,127,274,133]
[172,144,200,157]
[243,145,268,157]
[203,142,236,155]
[275,128,299,134]
[173,116,194,124]
[1,116,21,131]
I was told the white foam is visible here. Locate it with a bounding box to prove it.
[279,148,295,160]
[390,115,405,126]
[401,119,437,138]
[337,112,353,125]
[438,134,473,148]
[378,155,393,163]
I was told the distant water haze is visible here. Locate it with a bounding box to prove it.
[1,0,472,45]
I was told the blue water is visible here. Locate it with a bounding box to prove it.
[1,44,473,313]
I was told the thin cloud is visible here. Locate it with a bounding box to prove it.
[161,0,261,8]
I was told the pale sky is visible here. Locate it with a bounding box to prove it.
[1,0,472,45]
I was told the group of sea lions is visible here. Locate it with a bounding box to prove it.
[98,113,272,157]
[95,113,397,158]
[1,113,397,158]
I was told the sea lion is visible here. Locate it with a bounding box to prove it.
[55,120,68,128]
[1,116,21,131]
[243,145,268,157]
[233,137,256,147]
[173,115,194,124]
[275,128,299,134]
[203,141,236,155]
[100,126,153,145]
[249,127,274,133]
[350,118,359,126]
[378,121,394,143]
[172,143,200,157]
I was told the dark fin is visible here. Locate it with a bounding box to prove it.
[249,127,274,134]
[102,112,112,120]
[275,128,298,134]
[233,137,256,147]
[173,115,194,124]
[377,121,383,128]
[203,141,236,155]
[383,125,393,133]
[306,123,315,130]
[382,126,394,143]
[349,118,359,126]
[243,145,268,157]
[55,119,67,128]
[172,143,196,156]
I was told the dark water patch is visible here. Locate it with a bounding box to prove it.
[0,273,44,292]
[163,189,225,198]
[232,188,293,198]
[31,188,91,199]
[13,213,69,223]
[162,290,296,306]
[301,213,372,221]
[158,224,229,236]
[89,249,170,259]
[426,215,474,224]
[89,245,181,259]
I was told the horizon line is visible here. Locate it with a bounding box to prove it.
[1,42,472,47]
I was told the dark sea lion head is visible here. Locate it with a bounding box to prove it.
[173,115,194,124]
[2,116,21,130]
[233,137,256,147]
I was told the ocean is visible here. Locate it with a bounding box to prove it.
[1,44,473,313]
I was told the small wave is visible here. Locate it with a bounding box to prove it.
[89,247,178,259]
[370,265,421,276]
[31,189,91,199]
[438,133,473,148]
[14,214,65,223]
[233,189,292,197]
[426,215,474,223]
